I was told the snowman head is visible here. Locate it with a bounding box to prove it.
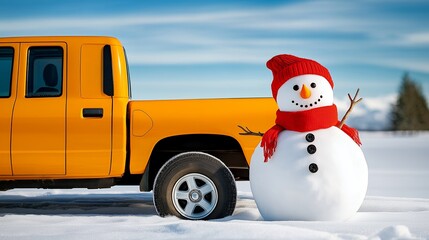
[267,54,335,112]
[276,74,334,111]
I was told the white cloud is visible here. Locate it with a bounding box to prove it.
[403,32,429,45]
[1,1,427,73]
[0,2,411,35]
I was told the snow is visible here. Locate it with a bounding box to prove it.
[1,131,429,239]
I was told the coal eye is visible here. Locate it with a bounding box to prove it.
[293,85,299,91]
[310,82,316,88]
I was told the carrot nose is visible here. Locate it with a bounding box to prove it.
[300,84,311,99]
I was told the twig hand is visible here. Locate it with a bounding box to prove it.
[238,125,264,136]
[338,88,362,129]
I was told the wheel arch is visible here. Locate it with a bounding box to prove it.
[140,134,249,192]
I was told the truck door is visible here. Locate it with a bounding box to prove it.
[65,44,113,176]
[0,44,18,176]
[11,43,66,175]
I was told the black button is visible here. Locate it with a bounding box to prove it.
[309,163,318,173]
[307,144,317,154]
[305,133,315,142]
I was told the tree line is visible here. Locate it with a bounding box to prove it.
[390,73,429,131]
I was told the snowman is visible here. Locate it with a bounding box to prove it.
[250,54,368,221]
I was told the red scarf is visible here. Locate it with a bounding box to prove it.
[261,104,361,162]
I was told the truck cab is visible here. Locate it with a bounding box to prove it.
[0,36,276,220]
[0,37,129,178]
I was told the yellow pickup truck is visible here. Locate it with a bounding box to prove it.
[0,36,276,220]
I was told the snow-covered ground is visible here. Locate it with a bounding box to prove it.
[1,132,429,239]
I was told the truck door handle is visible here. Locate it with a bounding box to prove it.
[83,108,104,118]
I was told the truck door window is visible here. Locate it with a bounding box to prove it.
[103,45,114,96]
[26,47,63,98]
[0,47,13,98]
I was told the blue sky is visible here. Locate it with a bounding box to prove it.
[1,0,429,102]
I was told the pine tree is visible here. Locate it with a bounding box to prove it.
[390,73,429,130]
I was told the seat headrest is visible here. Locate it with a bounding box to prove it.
[43,64,58,87]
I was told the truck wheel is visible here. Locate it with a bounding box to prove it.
[153,152,237,220]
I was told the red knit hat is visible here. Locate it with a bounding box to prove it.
[267,54,334,100]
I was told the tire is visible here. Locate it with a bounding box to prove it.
[153,152,237,220]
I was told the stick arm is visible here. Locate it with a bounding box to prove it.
[338,88,362,129]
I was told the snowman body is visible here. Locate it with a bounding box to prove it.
[250,126,368,221]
